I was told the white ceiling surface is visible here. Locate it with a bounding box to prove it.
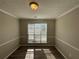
[0,0,79,19]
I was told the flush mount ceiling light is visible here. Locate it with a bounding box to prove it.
[29,2,39,11]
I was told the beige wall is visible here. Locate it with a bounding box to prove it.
[56,7,79,59]
[19,19,55,46]
[0,11,19,59]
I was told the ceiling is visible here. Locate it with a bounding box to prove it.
[0,0,79,19]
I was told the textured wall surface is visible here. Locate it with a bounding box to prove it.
[0,11,19,59]
[56,7,79,59]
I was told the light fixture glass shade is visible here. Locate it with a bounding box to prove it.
[30,2,39,11]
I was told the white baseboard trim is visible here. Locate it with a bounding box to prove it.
[4,46,19,59]
[55,46,68,59]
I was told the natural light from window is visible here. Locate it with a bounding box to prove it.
[28,23,47,43]
[25,49,56,59]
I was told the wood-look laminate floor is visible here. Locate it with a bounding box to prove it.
[7,46,65,59]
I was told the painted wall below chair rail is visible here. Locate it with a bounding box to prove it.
[56,7,79,59]
[0,11,19,59]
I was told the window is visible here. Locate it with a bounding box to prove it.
[28,23,47,43]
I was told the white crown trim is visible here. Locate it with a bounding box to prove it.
[57,5,79,18]
[0,9,16,18]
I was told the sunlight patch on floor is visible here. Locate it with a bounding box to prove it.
[43,49,56,59]
[35,49,42,51]
[25,49,56,59]
[25,49,34,59]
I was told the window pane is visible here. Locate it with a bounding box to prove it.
[35,34,40,43]
[41,24,47,34]
[28,24,34,34]
[28,39,34,43]
[41,24,47,43]
[28,34,34,39]
[35,24,41,34]
[41,34,47,43]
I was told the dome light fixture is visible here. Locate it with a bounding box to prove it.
[29,2,39,11]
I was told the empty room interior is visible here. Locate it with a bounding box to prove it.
[0,0,79,59]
